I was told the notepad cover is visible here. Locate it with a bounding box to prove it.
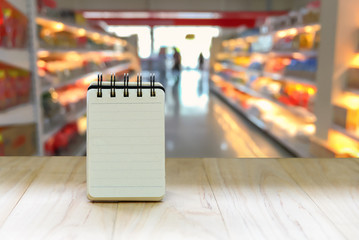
[86,82,165,201]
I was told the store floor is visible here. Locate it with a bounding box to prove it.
[154,69,293,158]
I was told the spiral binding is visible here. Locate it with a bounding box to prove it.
[96,73,157,98]
[137,73,143,97]
[150,73,156,97]
[97,74,103,97]
[110,74,116,97]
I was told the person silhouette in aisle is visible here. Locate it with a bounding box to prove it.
[172,47,181,87]
[198,52,204,70]
[172,47,181,72]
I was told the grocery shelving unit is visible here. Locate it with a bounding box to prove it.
[210,8,320,157]
[0,1,138,156]
[0,48,30,70]
[306,0,359,158]
[0,1,36,155]
[212,0,359,158]
[0,103,35,126]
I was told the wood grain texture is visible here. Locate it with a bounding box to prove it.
[278,158,359,239]
[0,157,117,239]
[112,158,229,239]
[202,158,345,239]
[0,157,358,239]
[0,157,45,226]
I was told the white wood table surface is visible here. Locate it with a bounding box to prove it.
[0,157,358,239]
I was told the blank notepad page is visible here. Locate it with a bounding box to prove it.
[87,82,165,200]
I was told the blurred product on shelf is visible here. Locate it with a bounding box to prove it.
[334,93,359,132]
[327,130,359,158]
[347,67,359,89]
[284,57,317,80]
[36,16,126,51]
[37,51,130,89]
[42,79,87,133]
[279,82,316,111]
[37,7,86,26]
[0,124,36,156]
[233,56,251,67]
[272,27,319,52]
[0,1,28,48]
[0,63,31,111]
[264,57,290,74]
[44,120,85,156]
[260,1,320,33]
[42,89,65,133]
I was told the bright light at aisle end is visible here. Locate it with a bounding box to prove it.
[154,26,220,67]
[107,26,151,58]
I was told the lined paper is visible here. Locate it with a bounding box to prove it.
[87,83,165,199]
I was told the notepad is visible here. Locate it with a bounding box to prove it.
[86,74,165,201]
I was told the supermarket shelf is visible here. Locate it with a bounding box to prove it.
[332,124,359,142]
[41,62,130,142]
[284,75,316,86]
[42,123,63,143]
[273,23,320,33]
[230,65,262,75]
[67,105,87,123]
[219,63,316,87]
[347,88,359,95]
[7,0,27,15]
[42,106,86,142]
[211,85,312,157]
[36,16,123,42]
[0,48,30,70]
[72,139,86,156]
[215,74,316,123]
[263,71,282,80]
[263,71,316,86]
[269,50,317,58]
[38,48,118,54]
[50,136,86,156]
[223,24,320,45]
[221,49,317,58]
[42,62,131,93]
[41,71,98,93]
[104,62,131,75]
[0,103,35,126]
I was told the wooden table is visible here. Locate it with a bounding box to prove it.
[0,157,358,239]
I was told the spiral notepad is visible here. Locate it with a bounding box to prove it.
[86,73,165,201]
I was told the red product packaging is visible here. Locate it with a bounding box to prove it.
[54,131,69,151]
[0,3,4,47]
[1,1,28,48]
[6,69,18,107]
[0,69,6,110]
[17,70,31,104]
[44,136,55,155]
[76,36,87,48]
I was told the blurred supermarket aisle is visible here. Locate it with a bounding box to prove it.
[162,69,293,158]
